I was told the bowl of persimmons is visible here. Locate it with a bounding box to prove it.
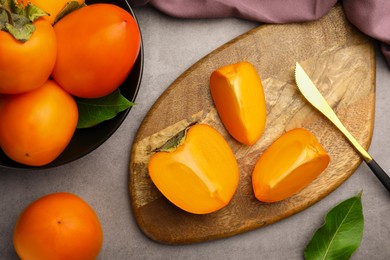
[0,0,143,169]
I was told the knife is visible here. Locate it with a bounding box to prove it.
[295,62,390,192]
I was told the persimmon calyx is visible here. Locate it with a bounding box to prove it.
[0,0,47,42]
[153,123,196,153]
[53,1,86,24]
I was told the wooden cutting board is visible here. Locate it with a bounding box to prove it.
[129,4,375,244]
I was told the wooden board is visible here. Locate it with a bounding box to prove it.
[129,4,375,244]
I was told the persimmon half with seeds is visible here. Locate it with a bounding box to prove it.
[148,124,240,214]
[252,128,330,202]
[210,61,267,146]
[13,192,103,260]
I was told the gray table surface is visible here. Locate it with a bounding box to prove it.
[1,5,390,260]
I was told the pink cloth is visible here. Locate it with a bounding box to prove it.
[130,0,390,66]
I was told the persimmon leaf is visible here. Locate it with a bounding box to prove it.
[54,1,86,24]
[304,193,364,260]
[76,90,134,129]
[4,21,34,42]
[24,3,49,22]
[0,1,47,42]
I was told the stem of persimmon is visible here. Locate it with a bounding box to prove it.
[0,5,14,26]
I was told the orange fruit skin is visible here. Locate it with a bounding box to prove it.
[13,192,103,260]
[18,0,85,24]
[0,80,78,166]
[0,19,57,94]
[52,4,141,98]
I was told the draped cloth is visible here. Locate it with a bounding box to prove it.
[129,0,390,67]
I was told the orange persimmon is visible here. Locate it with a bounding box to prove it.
[13,192,103,260]
[52,3,141,98]
[0,80,78,166]
[148,124,240,214]
[0,19,57,94]
[18,0,85,24]
[210,61,266,146]
[252,128,330,202]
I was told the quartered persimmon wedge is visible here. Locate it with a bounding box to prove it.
[148,124,239,214]
[210,61,266,145]
[252,128,330,202]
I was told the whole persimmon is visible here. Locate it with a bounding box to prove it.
[0,80,78,166]
[18,0,85,24]
[52,3,141,98]
[13,192,103,260]
[0,19,57,94]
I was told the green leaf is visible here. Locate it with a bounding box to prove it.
[24,3,49,22]
[76,90,134,129]
[0,0,12,11]
[0,10,7,29]
[4,20,34,42]
[304,193,364,260]
[0,1,47,42]
[54,1,86,24]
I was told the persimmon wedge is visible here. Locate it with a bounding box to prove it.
[252,128,330,202]
[148,124,239,214]
[210,61,266,145]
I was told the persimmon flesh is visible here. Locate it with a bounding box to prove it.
[210,61,266,145]
[148,124,239,214]
[252,128,330,202]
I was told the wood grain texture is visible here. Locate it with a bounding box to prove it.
[129,4,375,244]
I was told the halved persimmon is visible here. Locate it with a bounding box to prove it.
[148,124,240,214]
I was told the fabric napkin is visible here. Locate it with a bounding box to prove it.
[130,0,390,67]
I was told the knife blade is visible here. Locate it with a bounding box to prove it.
[295,62,390,192]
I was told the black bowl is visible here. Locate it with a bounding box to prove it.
[0,0,143,170]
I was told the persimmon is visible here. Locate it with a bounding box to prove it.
[0,19,57,94]
[0,80,78,166]
[13,192,103,260]
[148,124,240,214]
[52,3,141,98]
[252,128,330,202]
[210,61,267,145]
[18,0,85,24]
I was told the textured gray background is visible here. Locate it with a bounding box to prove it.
[1,5,390,259]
